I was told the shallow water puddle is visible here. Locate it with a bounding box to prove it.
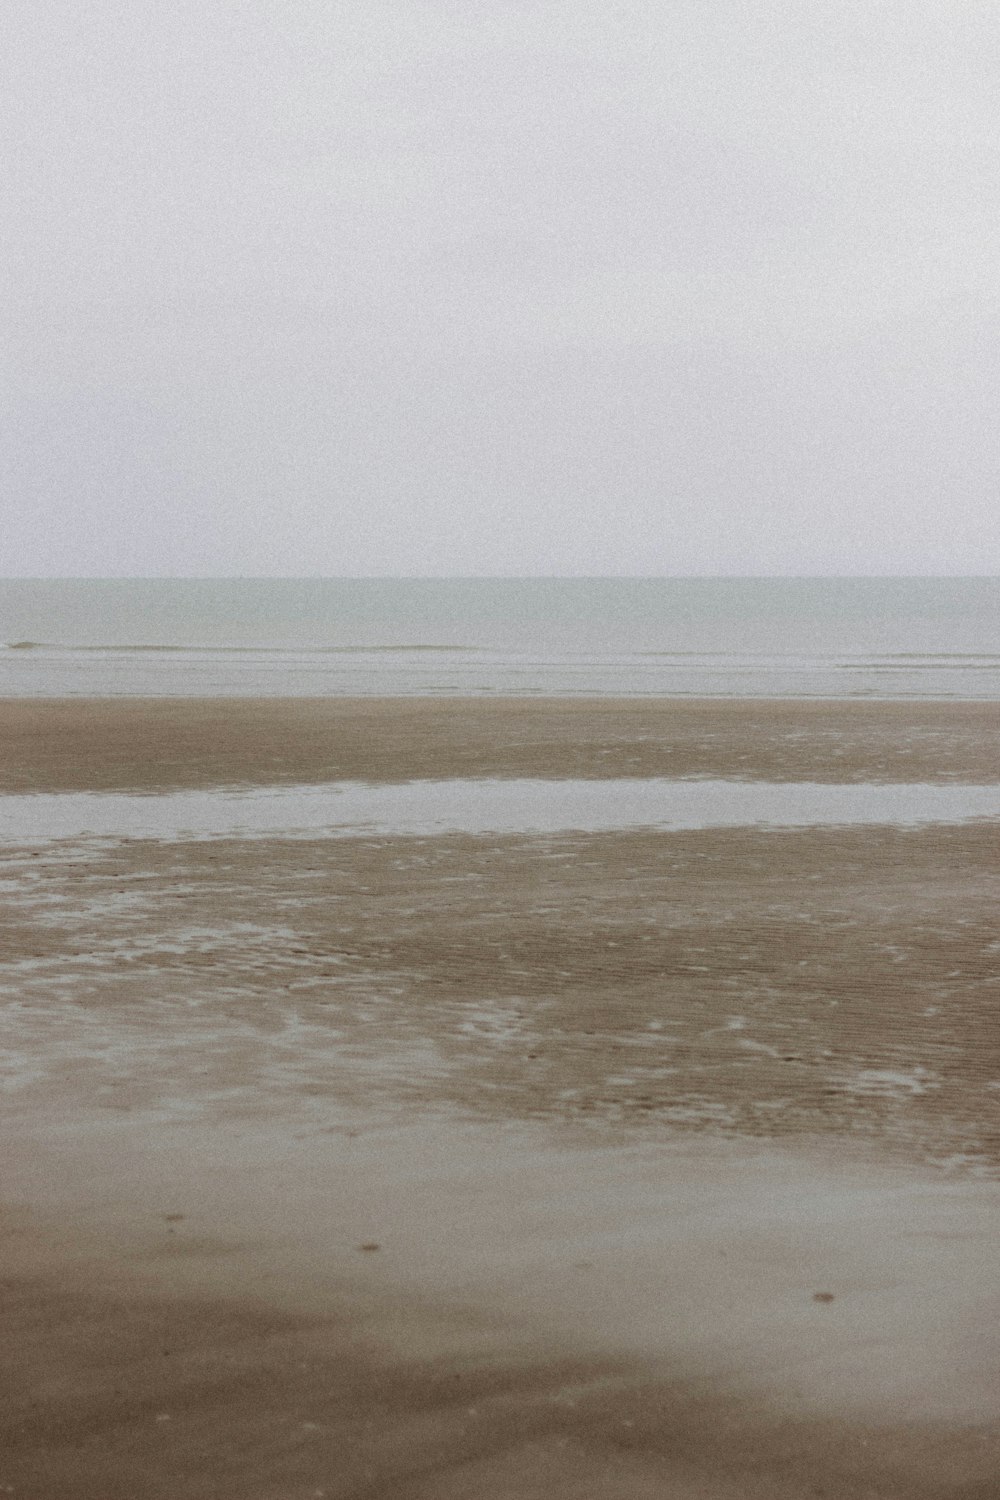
[3,777,1000,842]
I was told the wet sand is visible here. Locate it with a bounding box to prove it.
[6,1118,1000,1499]
[2,694,1000,790]
[2,698,999,1497]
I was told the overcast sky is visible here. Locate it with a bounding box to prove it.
[3,1,999,576]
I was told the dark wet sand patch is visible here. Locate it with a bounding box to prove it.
[4,1270,995,1500]
[4,1114,1000,1500]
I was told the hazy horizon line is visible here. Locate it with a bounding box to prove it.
[2,574,998,585]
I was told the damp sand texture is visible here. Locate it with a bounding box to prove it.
[2,696,999,1500]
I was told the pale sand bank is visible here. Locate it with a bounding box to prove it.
[1,695,999,791]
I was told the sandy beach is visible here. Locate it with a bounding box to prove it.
[2,698,999,1498]
[3,695,1000,791]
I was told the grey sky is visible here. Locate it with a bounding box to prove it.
[3,1,998,576]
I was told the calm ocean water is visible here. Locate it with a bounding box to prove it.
[1,578,997,698]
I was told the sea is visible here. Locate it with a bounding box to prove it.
[0,578,998,699]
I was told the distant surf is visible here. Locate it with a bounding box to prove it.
[2,641,480,655]
[1,578,997,698]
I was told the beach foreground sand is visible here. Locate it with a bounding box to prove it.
[2,699,999,1497]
